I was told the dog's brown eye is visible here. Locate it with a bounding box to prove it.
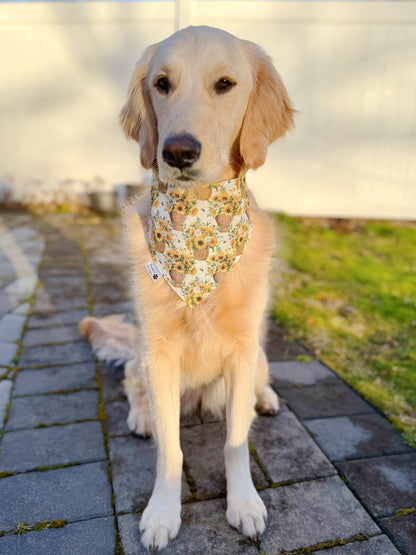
[215,78,235,94]
[155,77,170,94]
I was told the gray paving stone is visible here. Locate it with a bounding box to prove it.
[106,400,130,436]
[93,300,134,318]
[12,301,31,315]
[337,453,416,517]
[109,435,190,513]
[41,249,83,260]
[181,421,267,499]
[0,462,112,531]
[118,513,148,555]
[266,317,311,361]
[305,414,414,461]
[0,379,12,427]
[0,516,116,555]
[39,282,88,298]
[109,435,156,513]
[259,476,380,553]
[250,410,335,484]
[43,240,82,254]
[314,534,401,554]
[0,297,14,318]
[118,501,259,555]
[38,265,83,278]
[0,421,105,472]
[39,275,87,288]
[0,342,18,365]
[9,226,38,241]
[13,362,96,396]
[32,289,87,312]
[106,401,202,437]
[270,359,339,387]
[6,390,98,430]
[22,325,83,347]
[19,340,93,367]
[180,412,202,427]
[381,513,416,555]
[278,382,373,419]
[0,314,26,342]
[90,284,128,304]
[5,275,37,300]
[18,238,45,254]
[42,256,84,268]
[88,264,130,285]
[100,361,126,402]
[27,308,88,329]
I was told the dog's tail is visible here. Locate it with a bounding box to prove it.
[79,314,140,366]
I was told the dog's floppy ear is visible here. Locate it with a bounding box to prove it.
[240,43,295,170]
[120,45,158,169]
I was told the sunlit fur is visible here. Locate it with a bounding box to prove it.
[80,25,294,552]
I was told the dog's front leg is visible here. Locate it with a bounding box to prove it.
[140,345,182,551]
[224,347,267,539]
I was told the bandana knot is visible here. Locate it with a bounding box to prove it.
[147,172,252,307]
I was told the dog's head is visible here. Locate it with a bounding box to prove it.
[120,26,294,185]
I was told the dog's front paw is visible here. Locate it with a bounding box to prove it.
[127,406,152,438]
[140,498,181,551]
[226,490,267,539]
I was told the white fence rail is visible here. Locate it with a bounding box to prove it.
[1,1,415,218]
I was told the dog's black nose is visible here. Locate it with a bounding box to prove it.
[162,134,201,170]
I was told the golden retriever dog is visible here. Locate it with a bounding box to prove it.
[79,25,294,551]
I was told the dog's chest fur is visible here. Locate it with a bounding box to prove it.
[124,187,275,390]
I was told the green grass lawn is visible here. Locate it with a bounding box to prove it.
[271,214,416,448]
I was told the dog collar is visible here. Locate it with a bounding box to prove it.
[147,172,252,307]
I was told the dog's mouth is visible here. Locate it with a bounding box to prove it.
[158,164,207,186]
[175,169,200,183]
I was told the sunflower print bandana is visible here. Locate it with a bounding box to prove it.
[147,172,252,307]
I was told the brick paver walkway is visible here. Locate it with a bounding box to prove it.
[0,212,414,554]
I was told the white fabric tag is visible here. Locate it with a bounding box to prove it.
[145,261,162,282]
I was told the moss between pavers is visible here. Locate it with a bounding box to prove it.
[278,533,370,554]
[182,459,198,499]
[13,522,31,535]
[42,387,97,396]
[248,442,273,486]
[0,272,37,441]
[32,519,67,531]
[0,472,16,479]
[395,507,416,517]
[0,368,12,380]
[36,462,82,472]
[81,236,125,555]
[12,519,67,536]
[35,418,96,429]
[296,355,313,364]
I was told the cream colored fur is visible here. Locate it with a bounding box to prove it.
[80,25,294,552]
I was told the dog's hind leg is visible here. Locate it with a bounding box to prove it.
[79,315,152,436]
[255,347,279,416]
[123,356,152,437]
[224,345,267,539]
